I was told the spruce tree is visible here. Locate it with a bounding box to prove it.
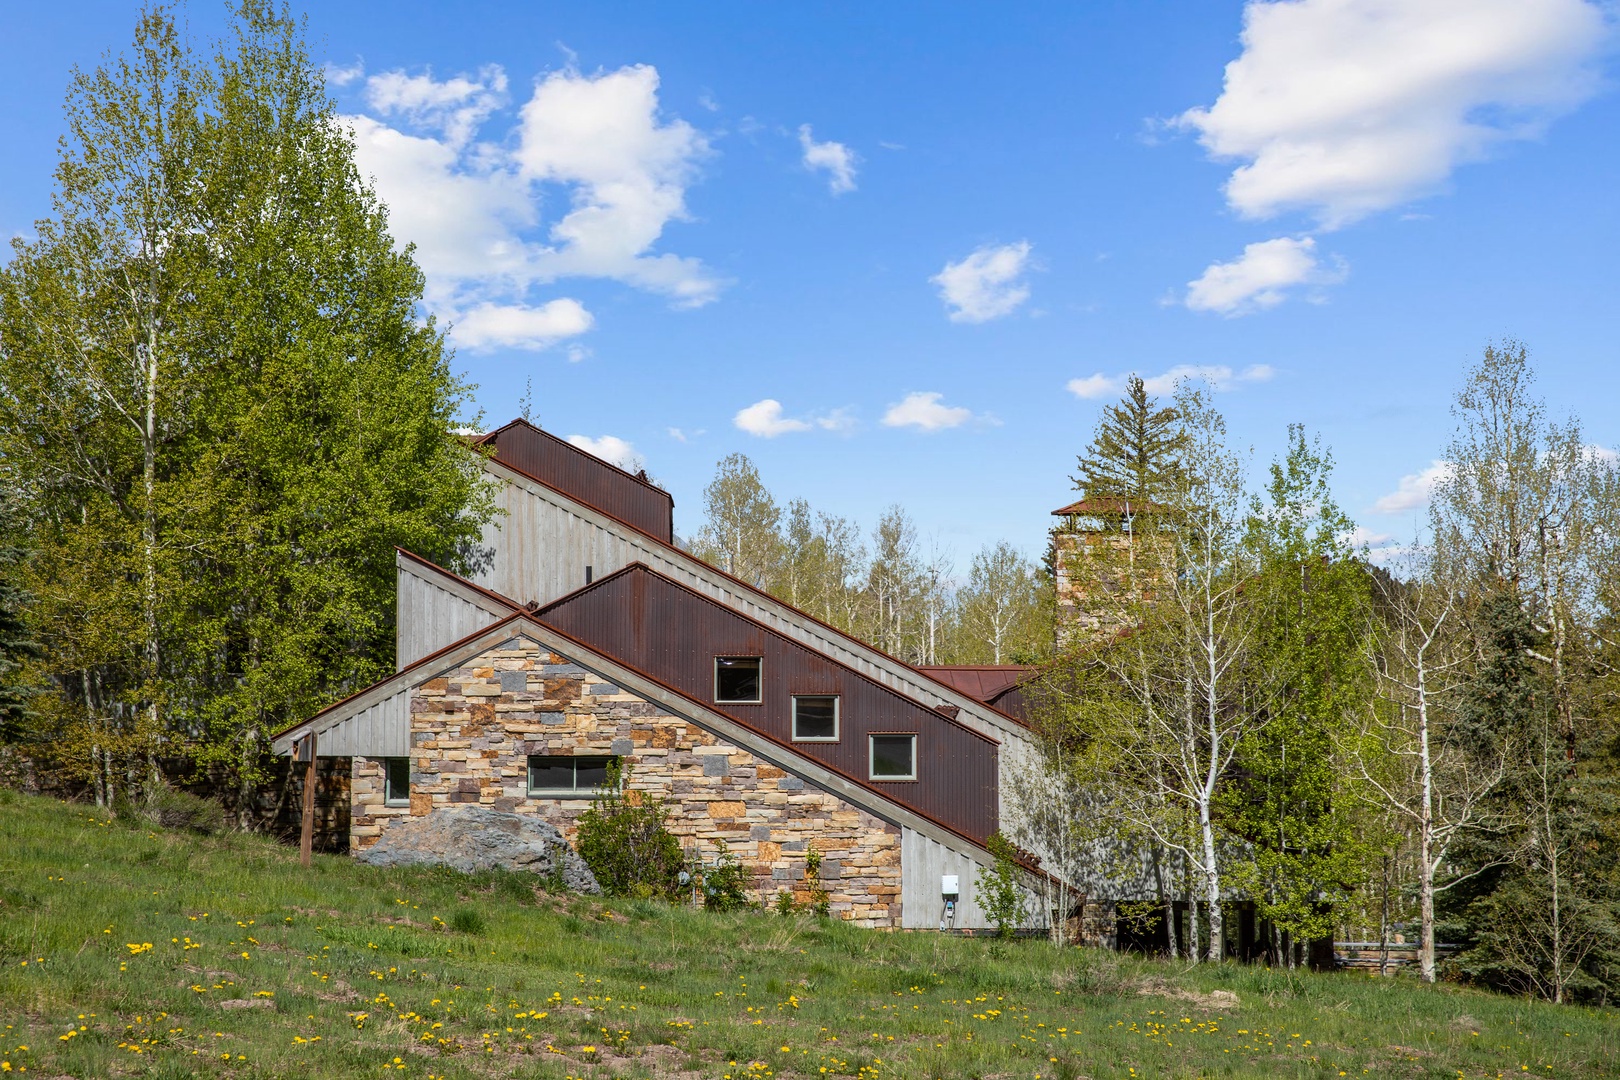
[1072,375,1185,505]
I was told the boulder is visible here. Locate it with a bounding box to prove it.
[355,807,600,894]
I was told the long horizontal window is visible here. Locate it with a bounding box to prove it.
[869,735,916,781]
[527,755,617,798]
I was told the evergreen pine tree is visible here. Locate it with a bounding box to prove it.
[1072,375,1185,505]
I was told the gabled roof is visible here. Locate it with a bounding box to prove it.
[475,418,674,542]
[479,451,1028,737]
[272,590,999,859]
[916,665,1035,704]
[1051,496,1164,516]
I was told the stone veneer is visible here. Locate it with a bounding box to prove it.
[1051,529,1166,646]
[351,634,903,927]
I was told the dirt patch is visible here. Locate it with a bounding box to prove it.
[1135,979,1240,1010]
[218,997,273,1009]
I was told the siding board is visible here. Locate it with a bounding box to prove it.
[539,565,999,844]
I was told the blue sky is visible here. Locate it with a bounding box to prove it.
[6,1,1618,573]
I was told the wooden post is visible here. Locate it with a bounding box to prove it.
[299,731,317,867]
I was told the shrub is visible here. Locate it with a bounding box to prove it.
[574,761,685,900]
[116,782,227,835]
[696,840,753,912]
[977,831,1028,939]
[804,843,831,918]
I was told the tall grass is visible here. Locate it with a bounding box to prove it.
[1,788,1613,1079]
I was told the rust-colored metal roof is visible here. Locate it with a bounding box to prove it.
[1051,496,1163,516]
[476,418,674,543]
[915,665,1033,702]
[539,562,1001,844]
[916,665,1036,723]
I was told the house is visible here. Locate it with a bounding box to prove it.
[271,420,1049,931]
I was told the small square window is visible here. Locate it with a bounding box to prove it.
[714,656,762,703]
[527,754,618,798]
[869,735,916,780]
[383,757,411,806]
[792,695,839,742]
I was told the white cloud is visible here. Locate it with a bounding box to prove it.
[1066,364,1275,400]
[1344,525,1394,548]
[798,125,858,194]
[1372,460,1454,515]
[815,407,857,434]
[343,62,719,353]
[931,241,1033,323]
[1185,236,1346,315]
[734,399,813,438]
[326,60,365,87]
[1176,0,1608,228]
[881,391,973,432]
[449,299,593,352]
[365,64,507,150]
[515,64,720,306]
[566,434,643,472]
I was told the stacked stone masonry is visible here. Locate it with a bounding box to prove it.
[351,635,903,927]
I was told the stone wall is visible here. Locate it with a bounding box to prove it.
[352,634,903,927]
[1051,529,1166,646]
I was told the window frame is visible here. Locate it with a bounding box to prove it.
[526,753,619,799]
[868,733,917,782]
[383,756,411,807]
[713,655,764,705]
[791,694,840,743]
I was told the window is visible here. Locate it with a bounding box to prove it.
[714,656,762,703]
[792,695,839,742]
[869,735,916,780]
[527,754,616,797]
[384,757,411,806]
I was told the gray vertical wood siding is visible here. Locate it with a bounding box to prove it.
[396,556,508,670]
[313,687,410,757]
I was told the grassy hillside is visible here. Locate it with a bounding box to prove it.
[0,790,1612,1080]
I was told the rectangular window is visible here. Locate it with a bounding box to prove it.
[527,754,616,797]
[384,757,411,806]
[792,695,839,742]
[714,656,762,703]
[869,734,916,780]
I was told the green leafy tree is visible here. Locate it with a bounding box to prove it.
[1222,426,1375,963]
[691,453,782,588]
[948,540,1051,664]
[978,832,1030,939]
[0,3,493,800]
[0,539,39,743]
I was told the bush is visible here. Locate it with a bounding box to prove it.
[977,831,1028,939]
[696,840,753,912]
[574,761,686,900]
[116,782,227,835]
[804,844,831,918]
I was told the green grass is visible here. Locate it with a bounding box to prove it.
[0,789,1614,1080]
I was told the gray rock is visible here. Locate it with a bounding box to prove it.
[610,737,634,755]
[587,683,620,696]
[499,670,527,692]
[702,755,730,777]
[355,807,600,893]
[777,776,804,791]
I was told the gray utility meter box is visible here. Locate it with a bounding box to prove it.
[941,874,960,897]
